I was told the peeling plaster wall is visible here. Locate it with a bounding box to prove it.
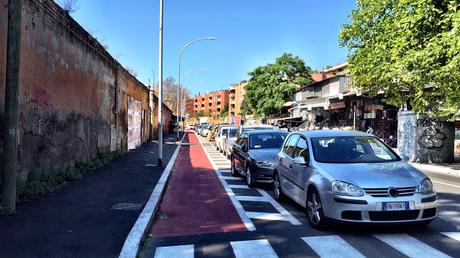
[0,0,164,182]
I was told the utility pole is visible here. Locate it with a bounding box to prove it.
[157,0,164,166]
[2,0,23,211]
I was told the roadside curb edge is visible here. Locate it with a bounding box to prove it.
[119,133,186,258]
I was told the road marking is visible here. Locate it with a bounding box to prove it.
[442,232,460,242]
[230,239,278,258]
[374,234,452,258]
[256,189,302,225]
[154,244,194,258]
[246,211,295,222]
[432,180,460,189]
[236,196,270,202]
[220,176,243,181]
[302,235,365,258]
[196,133,256,231]
[230,185,250,189]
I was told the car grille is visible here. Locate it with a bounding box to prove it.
[363,187,416,197]
[369,210,420,221]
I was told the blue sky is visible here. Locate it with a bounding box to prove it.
[70,0,356,94]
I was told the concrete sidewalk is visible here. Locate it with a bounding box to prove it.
[0,140,178,258]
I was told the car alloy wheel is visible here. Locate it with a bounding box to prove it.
[273,173,285,202]
[246,167,254,187]
[306,189,327,229]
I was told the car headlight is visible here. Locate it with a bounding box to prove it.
[257,160,275,168]
[332,181,364,197]
[417,178,434,195]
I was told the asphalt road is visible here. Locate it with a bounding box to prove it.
[141,134,460,258]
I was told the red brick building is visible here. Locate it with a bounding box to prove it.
[186,89,229,118]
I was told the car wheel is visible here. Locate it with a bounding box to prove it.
[306,188,328,229]
[231,157,238,177]
[246,166,255,187]
[273,172,286,202]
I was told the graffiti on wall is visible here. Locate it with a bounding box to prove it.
[414,119,454,163]
[397,111,416,161]
[127,97,142,150]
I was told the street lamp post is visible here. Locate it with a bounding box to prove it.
[177,37,217,140]
[157,0,164,166]
[180,69,207,132]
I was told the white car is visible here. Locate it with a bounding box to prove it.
[224,127,239,158]
[215,126,235,152]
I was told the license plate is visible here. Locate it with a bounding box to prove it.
[383,202,409,211]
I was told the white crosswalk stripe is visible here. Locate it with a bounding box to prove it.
[230,239,279,258]
[198,133,302,227]
[154,233,460,258]
[442,232,460,242]
[154,244,194,258]
[302,235,365,258]
[374,234,452,258]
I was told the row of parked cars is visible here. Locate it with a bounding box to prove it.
[192,123,438,229]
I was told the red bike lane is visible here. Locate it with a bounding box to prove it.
[150,132,246,237]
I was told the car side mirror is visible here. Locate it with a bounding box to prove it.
[293,156,308,166]
[241,144,248,152]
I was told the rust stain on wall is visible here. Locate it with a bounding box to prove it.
[0,0,173,182]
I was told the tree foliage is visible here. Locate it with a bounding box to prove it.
[245,53,313,117]
[340,0,460,119]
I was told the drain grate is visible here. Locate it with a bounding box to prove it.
[111,202,143,211]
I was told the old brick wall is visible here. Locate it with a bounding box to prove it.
[0,0,162,181]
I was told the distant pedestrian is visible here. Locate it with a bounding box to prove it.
[366,126,374,134]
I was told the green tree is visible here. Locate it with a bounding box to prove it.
[219,103,229,118]
[245,53,313,117]
[340,0,460,119]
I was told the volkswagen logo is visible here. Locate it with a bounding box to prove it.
[388,187,399,197]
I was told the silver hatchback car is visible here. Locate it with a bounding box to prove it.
[273,130,437,229]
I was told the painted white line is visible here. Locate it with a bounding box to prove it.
[432,180,460,189]
[154,244,194,258]
[374,234,452,258]
[230,239,278,258]
[119,133,185,258]
[256,189,302,225]
[236,196,270,202]
[220,176,243,181]
[195,132,256,231]
[442,232,460,242]
[302,235,365,258]
[246,211,294,222]
[230,185,250,189]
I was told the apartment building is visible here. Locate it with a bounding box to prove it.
[187,89,230,117]
[228,81,247,125]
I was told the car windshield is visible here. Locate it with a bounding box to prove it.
[311,136,400,163]
[249,133,287,149]
[229,128,238,138]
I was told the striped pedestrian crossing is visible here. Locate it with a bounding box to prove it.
[198,133,301,227]
[153,233,460,258]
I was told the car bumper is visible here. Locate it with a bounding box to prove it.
[251,165,275,183]
[322,192,438,223]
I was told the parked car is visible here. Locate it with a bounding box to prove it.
[223,127,239,158]
[215,126,235,152]
[273,130,438,229]
[231,130,288,187]
[236,124,277,138]
[200,124,212,137]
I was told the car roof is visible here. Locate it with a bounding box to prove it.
[245,129,287,135]
[295,130,372,138]
[241,124,274,128]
